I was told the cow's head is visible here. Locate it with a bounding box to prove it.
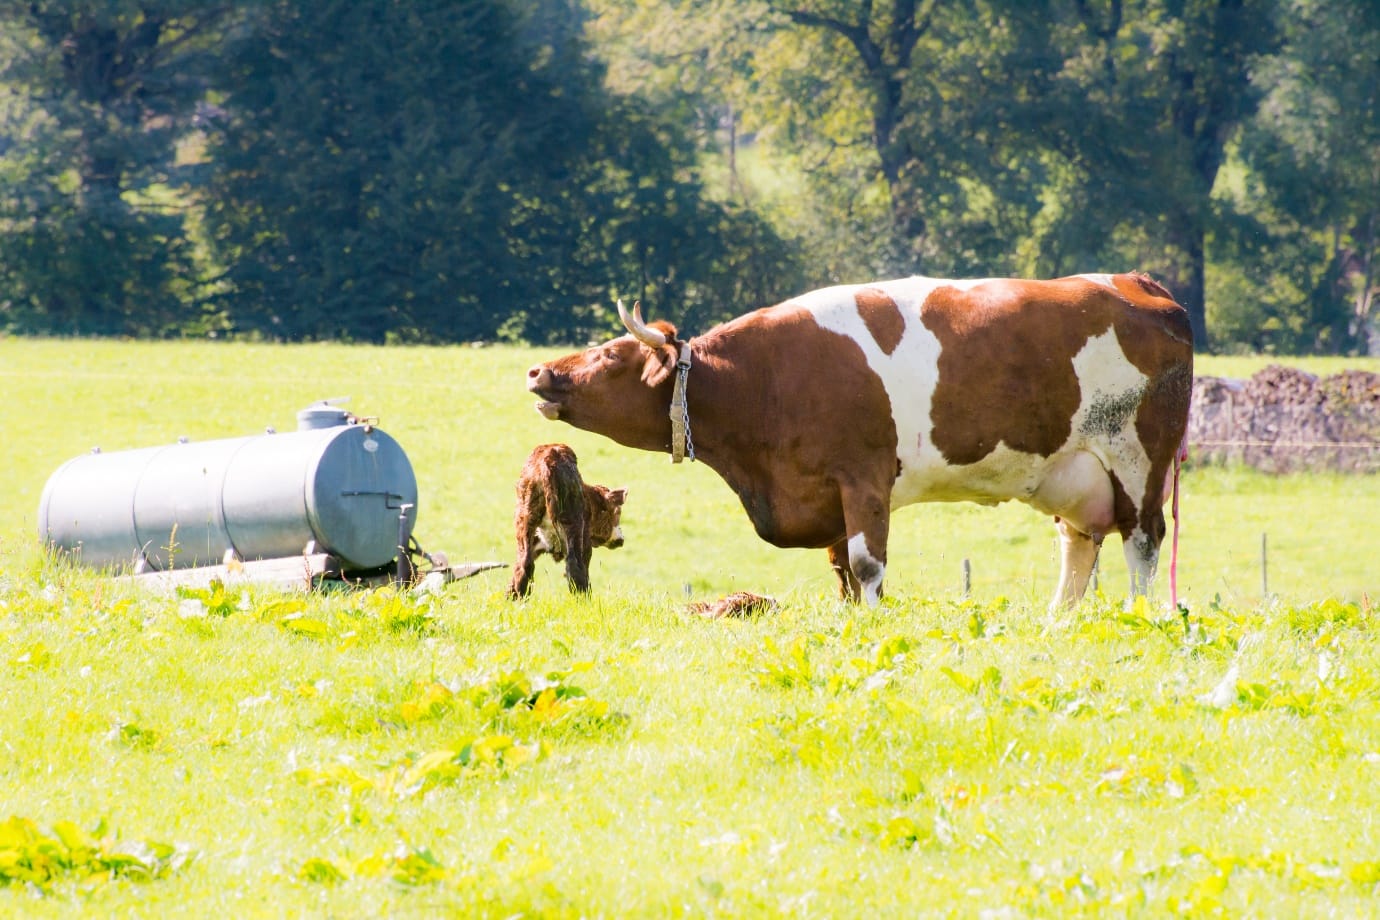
[527,301,682,451]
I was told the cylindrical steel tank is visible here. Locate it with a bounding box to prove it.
[37,407,418,572]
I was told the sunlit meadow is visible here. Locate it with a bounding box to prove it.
[1,338,1377,916]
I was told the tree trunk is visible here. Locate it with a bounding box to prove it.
[1356,207,1377,355]
[1166,216,1210,352]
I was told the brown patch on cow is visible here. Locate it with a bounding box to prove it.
[855,288,906,356]
[1117,271,1175,301]
[1108,470,1139,540]
[922,276,1193,471]
[507,444,626,598]
[685,591,779,619]
[685,306,899,550]
[923,280,1105,464]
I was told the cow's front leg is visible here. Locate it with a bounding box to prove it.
[826,539,861,601]
[838,480,891,606]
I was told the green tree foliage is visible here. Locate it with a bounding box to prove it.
[1226,0,1380,353]
[201,0,799,343]
[0,1,227,336]
[1031,0,1281,351]
[0,0,1374,352]
[607,0,1278,348]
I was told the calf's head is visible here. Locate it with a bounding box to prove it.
[585,484,628,549]
[527,301,681,451]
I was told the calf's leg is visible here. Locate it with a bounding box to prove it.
[562,517,592,593]
[507,479,547,599]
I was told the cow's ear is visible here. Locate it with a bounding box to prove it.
[640,342,677,387]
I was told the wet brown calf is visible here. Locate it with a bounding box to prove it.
[507,443,626,598]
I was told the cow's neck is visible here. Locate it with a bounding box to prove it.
[671,336,774,503]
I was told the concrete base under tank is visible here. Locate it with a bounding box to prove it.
[114,553,505,593]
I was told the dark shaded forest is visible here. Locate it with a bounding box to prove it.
[0,0,1376,352]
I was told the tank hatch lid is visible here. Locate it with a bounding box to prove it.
[297,399,354,431]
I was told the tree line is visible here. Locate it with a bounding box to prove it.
[0,0,1375,352]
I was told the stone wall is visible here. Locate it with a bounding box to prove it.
[1188,365,1380,473]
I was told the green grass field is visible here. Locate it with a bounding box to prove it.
[1,338,1378,915]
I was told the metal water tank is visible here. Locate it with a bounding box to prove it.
[37,405,418,572]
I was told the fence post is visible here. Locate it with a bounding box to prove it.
[1261,532,1269,598]
[962,558,971,599]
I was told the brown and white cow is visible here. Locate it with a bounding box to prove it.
[526,273,1193,608]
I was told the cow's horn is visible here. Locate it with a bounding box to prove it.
[618,298,667,347]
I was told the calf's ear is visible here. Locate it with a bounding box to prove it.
[608,488,628,504]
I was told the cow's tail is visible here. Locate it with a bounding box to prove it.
[1169,435,1187,611]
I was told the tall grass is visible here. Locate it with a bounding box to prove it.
[1,339,1377,916]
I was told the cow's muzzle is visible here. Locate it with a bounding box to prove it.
[527,365,562,420]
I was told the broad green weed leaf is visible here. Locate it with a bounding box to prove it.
[0,816,186,891]
[255,598,306,622]
[175,580,238,617]
[878,815,928,849]
[113,722,159,750]
[390,846,447,886]
[13,642,52,668]
[1349,861,1380,886]
[298,857,346,884]
[52,820,97,855]
[278,614,330,639]
[940,667,977,695]
[401,749,459,789]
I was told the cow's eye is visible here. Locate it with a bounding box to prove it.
[601,348,620,364]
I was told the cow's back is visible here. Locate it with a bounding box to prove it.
[785,274,1192,509]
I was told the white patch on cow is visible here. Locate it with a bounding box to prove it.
[1067,327,1152,506]
[847,532,885,607]
[791,276,995,509]
[1076,273,1116,289]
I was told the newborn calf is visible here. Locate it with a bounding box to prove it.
[507,444,626,598]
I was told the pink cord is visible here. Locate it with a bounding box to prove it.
[1169,438,1186,609]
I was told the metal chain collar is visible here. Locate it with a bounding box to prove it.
[670,342,694,463]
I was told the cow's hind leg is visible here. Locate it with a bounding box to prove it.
[1122,506,1166,599]
[1052,518,1102,610]
[1031,451,1115,610]
[826,539,861,601]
